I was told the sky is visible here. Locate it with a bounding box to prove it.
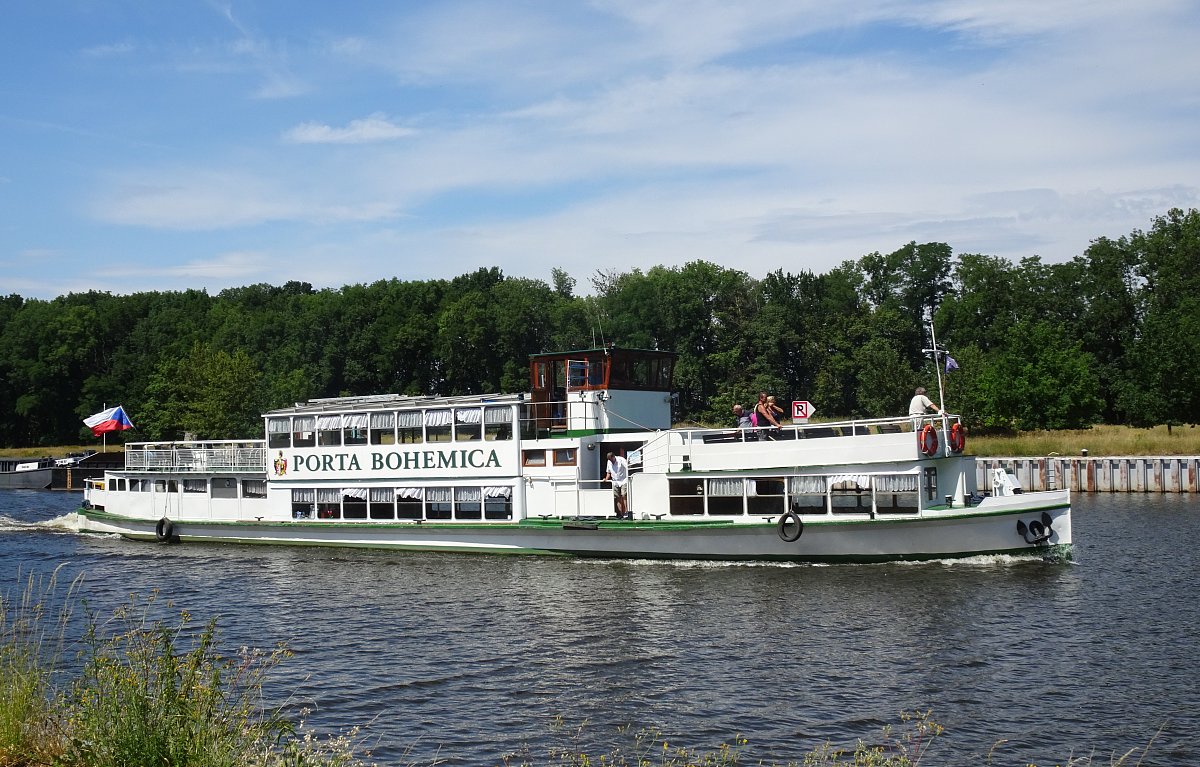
[2,1,1198,300]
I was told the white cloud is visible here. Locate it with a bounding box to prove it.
[283,114,416,144]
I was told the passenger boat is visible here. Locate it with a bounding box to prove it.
[78,346,1071,562]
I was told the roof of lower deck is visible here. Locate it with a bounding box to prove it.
[265,391,526,416]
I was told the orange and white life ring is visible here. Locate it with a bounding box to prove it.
[948,422,966,453]
[918,423,939,456]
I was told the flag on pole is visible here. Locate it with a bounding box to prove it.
[83,405,135,435]
[945,356,959,373]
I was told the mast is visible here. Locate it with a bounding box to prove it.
[922,321,947,412]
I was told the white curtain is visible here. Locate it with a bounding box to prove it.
[455,487,482,502]
[484,406,511,424]
[707,478,743,496]
[397,410,422,428]
[268,418,290,433]
[316,415,342,430]
[424,409,452,426]
[370,412,395,429]
[484,486,512,498]
[789,476,827,494]
[343,413,369,429]
[455,408,482,424]
[426,487,452,503]
[396,487,423,499]
[292,488,315,503]
[369,487,395,503]
[317,488,341,503]
[293,416,315,432]
[874,474,918,492]
[342,487,368,500]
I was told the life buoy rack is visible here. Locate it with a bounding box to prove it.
[918,424,939,456]
[948,422,966,453]
[155,517,175,543]
[777,511,803,542]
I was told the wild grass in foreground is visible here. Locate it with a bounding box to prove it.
[0,573,372,767]
[0,572,1164,767]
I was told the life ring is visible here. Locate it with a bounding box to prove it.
[948,422,966,453]
[777,511,803,542]
[918,424,939,456]
[155,517,175,543]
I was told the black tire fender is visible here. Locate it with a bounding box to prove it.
[777,511,803,543]
[155,517,175,543]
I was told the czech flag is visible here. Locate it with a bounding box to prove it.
[83,405,135,435]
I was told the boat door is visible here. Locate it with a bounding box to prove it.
[529,358,567,433]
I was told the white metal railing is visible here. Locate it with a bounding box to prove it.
[123,440,267,473]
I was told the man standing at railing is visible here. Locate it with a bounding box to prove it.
[908,387,941,421]
[605,451,629,519]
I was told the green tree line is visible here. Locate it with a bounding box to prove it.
[2,208,1197,447]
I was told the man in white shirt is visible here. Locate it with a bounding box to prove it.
[605,452,630,518]
[909,387,940,418]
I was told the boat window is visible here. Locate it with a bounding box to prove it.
[342,488,368,519]
[668,478,704,516]
[292,488,315,519]
[370,412,396,445]
[115,478,126,491]
[923,467,938,502]
[317,415,342,447]
[396,487,423,519]
[268,418,291,449]
[567,359,588,390]
[369,487,395,519]
[167,479,179,493]
[484,407,512,441]
[553,448,577,466]
[425,409,452,443]
[522,450,546,467]
[875,474,919,514]
[343,414,369,446]
[454,408,482,441]
[484,486,512,520]
[426,487,452,519]
[317,488,341,519]
[748,478,786,516]
[397,410,423,444]
[830,474,871,513]
[788,476,827,514]
[293,416,316,448]
[707,478,744,516]
[455,487,482,520]
[154,479,167,493]
[242,479,267,499]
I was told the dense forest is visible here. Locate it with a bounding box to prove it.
[2,208,1198,448]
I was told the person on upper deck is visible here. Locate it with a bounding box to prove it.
[733,404,754,440]
[908,387,941,418]
[754,392,781,439]
[767,395,787,424]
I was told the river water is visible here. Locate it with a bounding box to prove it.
[2,489,1197,766]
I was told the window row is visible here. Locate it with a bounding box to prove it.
[267,406,514,449]
[667,473,922,516]
[291,486,514,522]
[109,476,266,499]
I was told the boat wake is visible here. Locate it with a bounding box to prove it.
[0,512,99,535]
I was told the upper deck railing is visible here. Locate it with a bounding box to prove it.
[123,441,267,473]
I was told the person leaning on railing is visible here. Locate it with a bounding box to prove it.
[908,387,941,423]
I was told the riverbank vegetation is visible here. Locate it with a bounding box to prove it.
[1,573,1158,766]
[2,207,1198,448]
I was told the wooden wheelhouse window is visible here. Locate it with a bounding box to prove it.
[553,448,577,466]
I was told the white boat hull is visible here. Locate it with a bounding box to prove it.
[80,491,1070,563]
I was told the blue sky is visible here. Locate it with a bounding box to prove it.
[2,1,1198,300]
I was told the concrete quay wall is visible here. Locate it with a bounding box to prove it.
[976,456,1200,493]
